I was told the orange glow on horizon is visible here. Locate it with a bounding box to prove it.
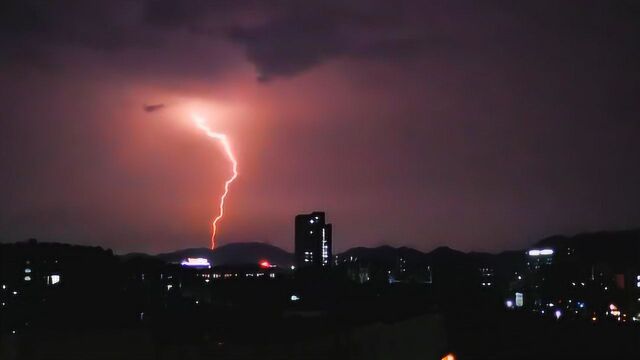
[191,113,238,249]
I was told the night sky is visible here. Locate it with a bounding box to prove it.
[1,1,639,254]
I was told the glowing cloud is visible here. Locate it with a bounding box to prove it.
[191,113,238,249]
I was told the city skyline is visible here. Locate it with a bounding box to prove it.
[1,1,640,255]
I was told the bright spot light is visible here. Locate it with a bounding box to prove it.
[290,295,300,301]
[554,310,562,319]
[259,260,271,269]
[506,300,514,308]
[441,354,456,360]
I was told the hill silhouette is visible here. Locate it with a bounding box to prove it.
[155,242,294,267]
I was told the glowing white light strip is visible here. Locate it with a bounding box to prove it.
[181,257,211,267]
[528,249,554,256]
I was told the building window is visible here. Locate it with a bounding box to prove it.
[321,228,329,265]
[304,251,313,263]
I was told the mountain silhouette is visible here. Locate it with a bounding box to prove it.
[155,242,294,267]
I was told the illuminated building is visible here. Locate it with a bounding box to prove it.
[180,257,211,269]
[210,264,280,280]
[295,212,332,268]
[479,266,494,287]
[526,248,554,270]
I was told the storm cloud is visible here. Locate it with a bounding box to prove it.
[1,0,639,254]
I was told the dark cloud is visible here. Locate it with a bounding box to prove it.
[2,0,639,82]
[225,0,640,81]
[230,16,347,82]
[143,104,165,113]
[228,1,412,81]
[1,0,640,254]
[1,1,148,49]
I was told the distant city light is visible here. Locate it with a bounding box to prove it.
[506,300,514,308]
[528,249,554,256]
[181,258,211,268]
[290,265,295,270]
[554,310,562,320]
[290,295,300,301]
[24,276,31,281]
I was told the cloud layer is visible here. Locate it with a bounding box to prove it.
[1,0,639,253]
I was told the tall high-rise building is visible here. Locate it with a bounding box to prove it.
[295,212,332,268]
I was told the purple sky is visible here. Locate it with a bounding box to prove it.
[1,1,639,254]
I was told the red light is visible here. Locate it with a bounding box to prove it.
[259,260,271,268]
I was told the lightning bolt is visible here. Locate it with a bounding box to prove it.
[191,113,238,250]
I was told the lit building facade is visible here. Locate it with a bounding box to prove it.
[295,212,332,268]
